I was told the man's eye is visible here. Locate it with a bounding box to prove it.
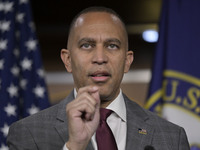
[80,43,92,49]
[108,44,119,49]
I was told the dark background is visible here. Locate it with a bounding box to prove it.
[30,0,162,71]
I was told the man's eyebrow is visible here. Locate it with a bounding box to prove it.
[78,38,95,45]
[105,38,121,45]
[77,38,121,45]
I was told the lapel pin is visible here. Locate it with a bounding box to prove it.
[138,128,147,135]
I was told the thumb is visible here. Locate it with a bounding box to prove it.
[91,89,100,123]
[91,89,100,108]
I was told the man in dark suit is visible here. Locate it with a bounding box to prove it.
[7,6,190,150]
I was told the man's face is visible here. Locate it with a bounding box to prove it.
[61,12,133,102]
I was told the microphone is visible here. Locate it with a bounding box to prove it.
[144,145,155,150]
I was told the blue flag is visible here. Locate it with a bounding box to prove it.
[146,0,200,148]
[0,0,50,148]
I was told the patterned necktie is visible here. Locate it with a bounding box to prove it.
[96,108,118,150]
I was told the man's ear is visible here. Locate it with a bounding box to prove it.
[60,49,72,73]
[124,50,134,73]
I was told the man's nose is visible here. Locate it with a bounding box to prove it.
[92,46,108,64]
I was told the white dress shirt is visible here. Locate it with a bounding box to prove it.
[63,89,127,150]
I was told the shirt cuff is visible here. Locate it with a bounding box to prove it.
[63,143,69,150]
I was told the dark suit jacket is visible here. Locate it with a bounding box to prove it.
[7,91,190,150]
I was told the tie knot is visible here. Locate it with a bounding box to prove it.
[100,108,112,121]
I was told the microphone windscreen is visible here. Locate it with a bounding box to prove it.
[144,145,155,150]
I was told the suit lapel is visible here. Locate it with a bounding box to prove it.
[124,94,155,150]
[54,91,74,143]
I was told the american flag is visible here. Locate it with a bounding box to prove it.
[0,0,50,148]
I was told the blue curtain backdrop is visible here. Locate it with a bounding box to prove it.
[0,0,50,148]
[146,0,200,149]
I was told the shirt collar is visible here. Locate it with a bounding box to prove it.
[73,88,126,122]
[106,89,126,122]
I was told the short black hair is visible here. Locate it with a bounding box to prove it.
[67,6,128,49]
[68,6,126,34]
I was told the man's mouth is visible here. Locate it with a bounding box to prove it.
[89,71,111,82]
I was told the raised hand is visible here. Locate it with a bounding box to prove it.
[66,86,100,150]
